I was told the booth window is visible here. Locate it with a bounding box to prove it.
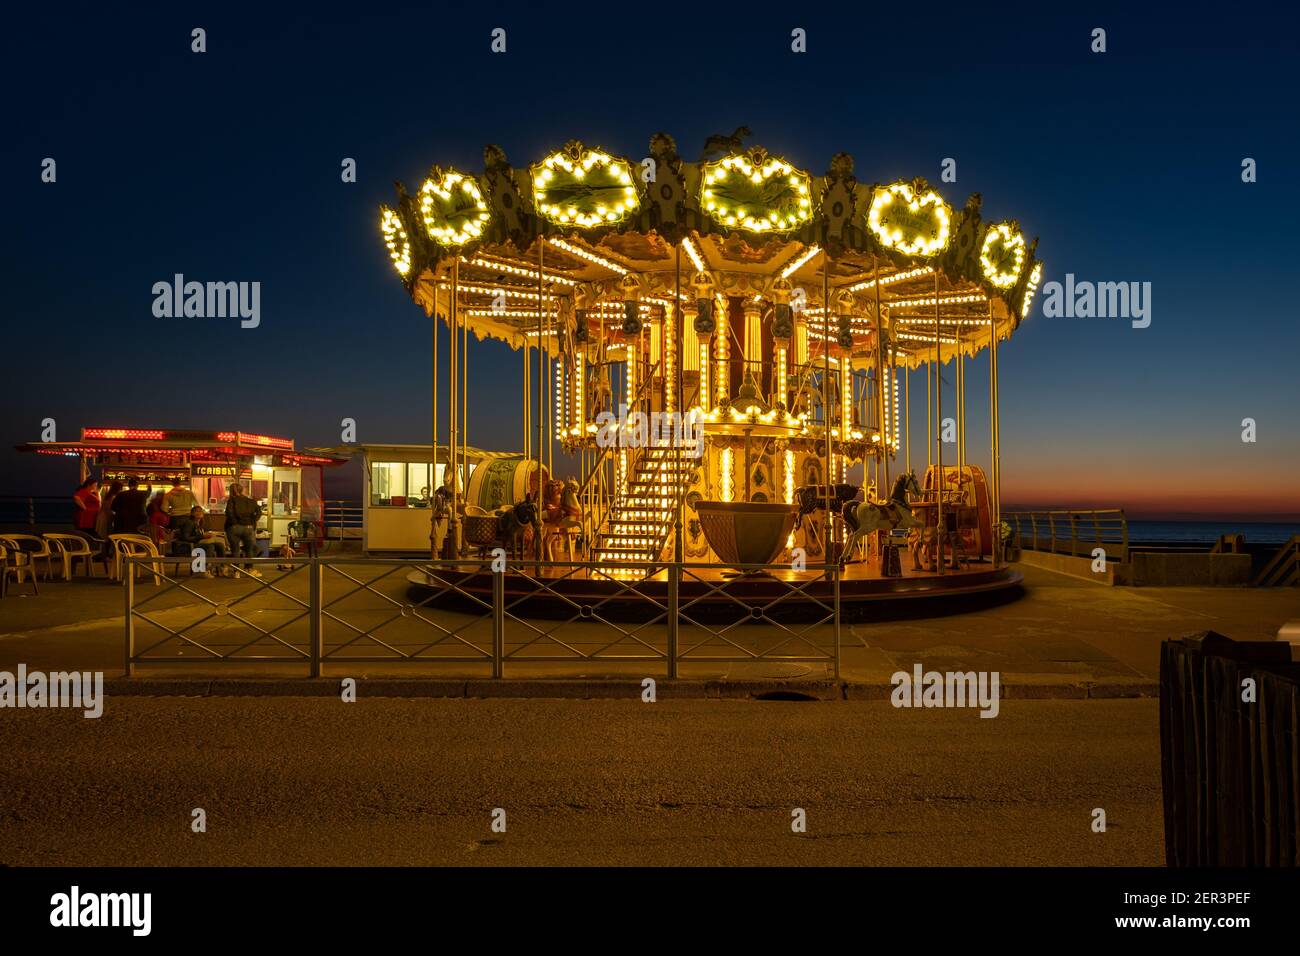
[371,461,406,506]
[272,470,300,516]
[407,463,432,507]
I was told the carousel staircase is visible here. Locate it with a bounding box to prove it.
[592,446,698,565]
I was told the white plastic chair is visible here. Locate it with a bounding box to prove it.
[43,533,105,580]
[1,543,39,596]
[109,533,165,585]
[0,534,54,582]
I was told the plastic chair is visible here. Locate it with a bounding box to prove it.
[1,543,39,596]
[0,534,55,582]
[108,533,165,585]
[43,533,107,580]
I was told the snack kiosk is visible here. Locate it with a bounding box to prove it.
[19,427,348,546]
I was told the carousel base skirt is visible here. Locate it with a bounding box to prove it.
[405,556,1023,623]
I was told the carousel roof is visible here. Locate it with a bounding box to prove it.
[377,132,1043,369]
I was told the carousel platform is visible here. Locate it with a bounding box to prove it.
[405,553,1022,622]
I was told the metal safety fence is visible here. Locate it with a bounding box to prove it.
[123,555,842,678]
[1005,508,1128,562]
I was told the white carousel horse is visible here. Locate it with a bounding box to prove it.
[840,471,923,565]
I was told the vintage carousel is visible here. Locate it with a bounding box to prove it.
[379,130,1041,606]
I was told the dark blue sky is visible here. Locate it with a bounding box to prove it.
[3,2,1298,517]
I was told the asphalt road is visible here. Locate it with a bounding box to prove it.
[1,697,1162,866]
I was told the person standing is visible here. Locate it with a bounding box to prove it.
[224,481,263,577]
[111,477,150,534]
[147,491,170,546]
[72,478,100,543]
[163,477,198,523]
[95,480,122,548]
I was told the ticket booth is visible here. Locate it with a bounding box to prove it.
[360,444,525,553]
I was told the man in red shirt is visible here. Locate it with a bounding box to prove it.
[72,478,101,541]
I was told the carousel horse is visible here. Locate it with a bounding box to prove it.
[907,515,967,571]
[541,478,583,560]
[429,486,452,552]
[496,500,540,559]
[791,483,860,557]
[840,471,923,565]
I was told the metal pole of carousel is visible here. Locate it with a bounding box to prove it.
[430,275,439,559]
[822,263,832,567]
[671,242,682,679]
[982,299,993,567]
[536,236,545,561]
[992,299,1002,568]
[872,254,887,493]
[462,283,468,519]
[905,361,911,476]
[934,270,944,574]
[523,314,530,462]
[445,258,459,560]
[959,341,967,474]
[988,298,999,568]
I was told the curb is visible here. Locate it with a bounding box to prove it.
[102,677,1160,701]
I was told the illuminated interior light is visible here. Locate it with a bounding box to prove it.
[779,245,821,278]
[459,255,578,286]
[547,237,630,275]
[887,293,988,309]
[699,342,710,408]
[714,329,728,405]
[846,266,935,292]
[681,237,707,273]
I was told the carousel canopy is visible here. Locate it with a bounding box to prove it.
[377,132,1043,369]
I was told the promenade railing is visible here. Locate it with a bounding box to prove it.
[122,555,842,679]
[1004,508,1128,562]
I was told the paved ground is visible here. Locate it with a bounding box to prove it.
[0,561,1294,685]
[0,697,1162,866]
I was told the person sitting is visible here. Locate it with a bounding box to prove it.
[171,506,220,577]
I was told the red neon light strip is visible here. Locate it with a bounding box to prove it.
[83,428,166,441]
